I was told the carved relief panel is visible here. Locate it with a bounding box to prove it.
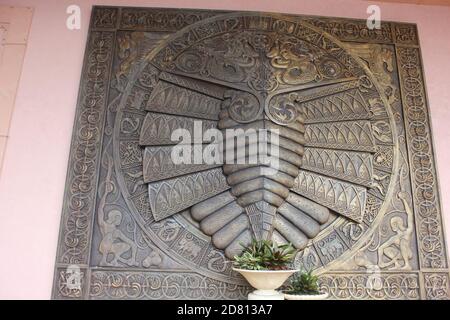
[52,6,449,300]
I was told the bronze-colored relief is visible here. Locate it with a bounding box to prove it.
[52,6,449,300]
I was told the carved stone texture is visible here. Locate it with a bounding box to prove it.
[140,12,389,260]
[145,79,223,120]
[118,8,226,31]
[304,18,394,44]
[148,168,229,221]
[142,145,221,183]
[139,112,217,146]
[397,47,448,270]
[52,6,448,300]
[292,170,367,223]
[53,266,88,300]
[92,7,118,29]
[55,30,115,266]
[423,272,450,300]
[319,273,420,300]
[90,270,250,300]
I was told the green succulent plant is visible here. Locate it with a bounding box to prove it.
[286,269,320,295]
[233,239,296,270]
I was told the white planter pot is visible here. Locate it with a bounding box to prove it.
[233,268,297,300]
[284,292,329,300]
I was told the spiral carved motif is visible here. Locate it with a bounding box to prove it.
[217,90,314,244]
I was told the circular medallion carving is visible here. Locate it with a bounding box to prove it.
[266,93,299,125]
[224,90,262,123]
[318,59,343,79]
[114,13,398,283]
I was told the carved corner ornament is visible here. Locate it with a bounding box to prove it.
[52,6,449,300]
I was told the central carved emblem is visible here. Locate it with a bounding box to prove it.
[217,89,308,244]
[138,15,385,259]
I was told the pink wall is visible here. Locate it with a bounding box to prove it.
[0,0,449,299]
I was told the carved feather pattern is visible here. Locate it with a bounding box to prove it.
[148,168,229,221]
[139,112,217,146]
[145,80,222,120]
[142,146,221,182]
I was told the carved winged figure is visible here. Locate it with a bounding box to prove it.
[137,15,390,259]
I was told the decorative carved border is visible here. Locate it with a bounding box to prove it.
[89,269,249,300]
[92,6,227,31]
[52,6,449,300]
[319,272,420,300]
[303,19,418,45]
[392,23,418,46]
[422,272,450,300]
[53,266,89,299]
[396,46,448,270]
[52,25,116,298]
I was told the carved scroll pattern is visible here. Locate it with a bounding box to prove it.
[397,47,448,270]
[56,31,114,266]
[54,267,87,299]
[89,270,249,299]
[319,273,420,300]
[423,273,450,300]
[119,8,224,31]
[152,14,365,92]
[93,7,118,29]
[304,18,394,43]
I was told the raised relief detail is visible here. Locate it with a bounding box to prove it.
[53,7,448,300]
[146,80,222,120]
[98,155,138,267]
[140,15,385,259]
[292,170,367,223]
[148,168,229,221]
